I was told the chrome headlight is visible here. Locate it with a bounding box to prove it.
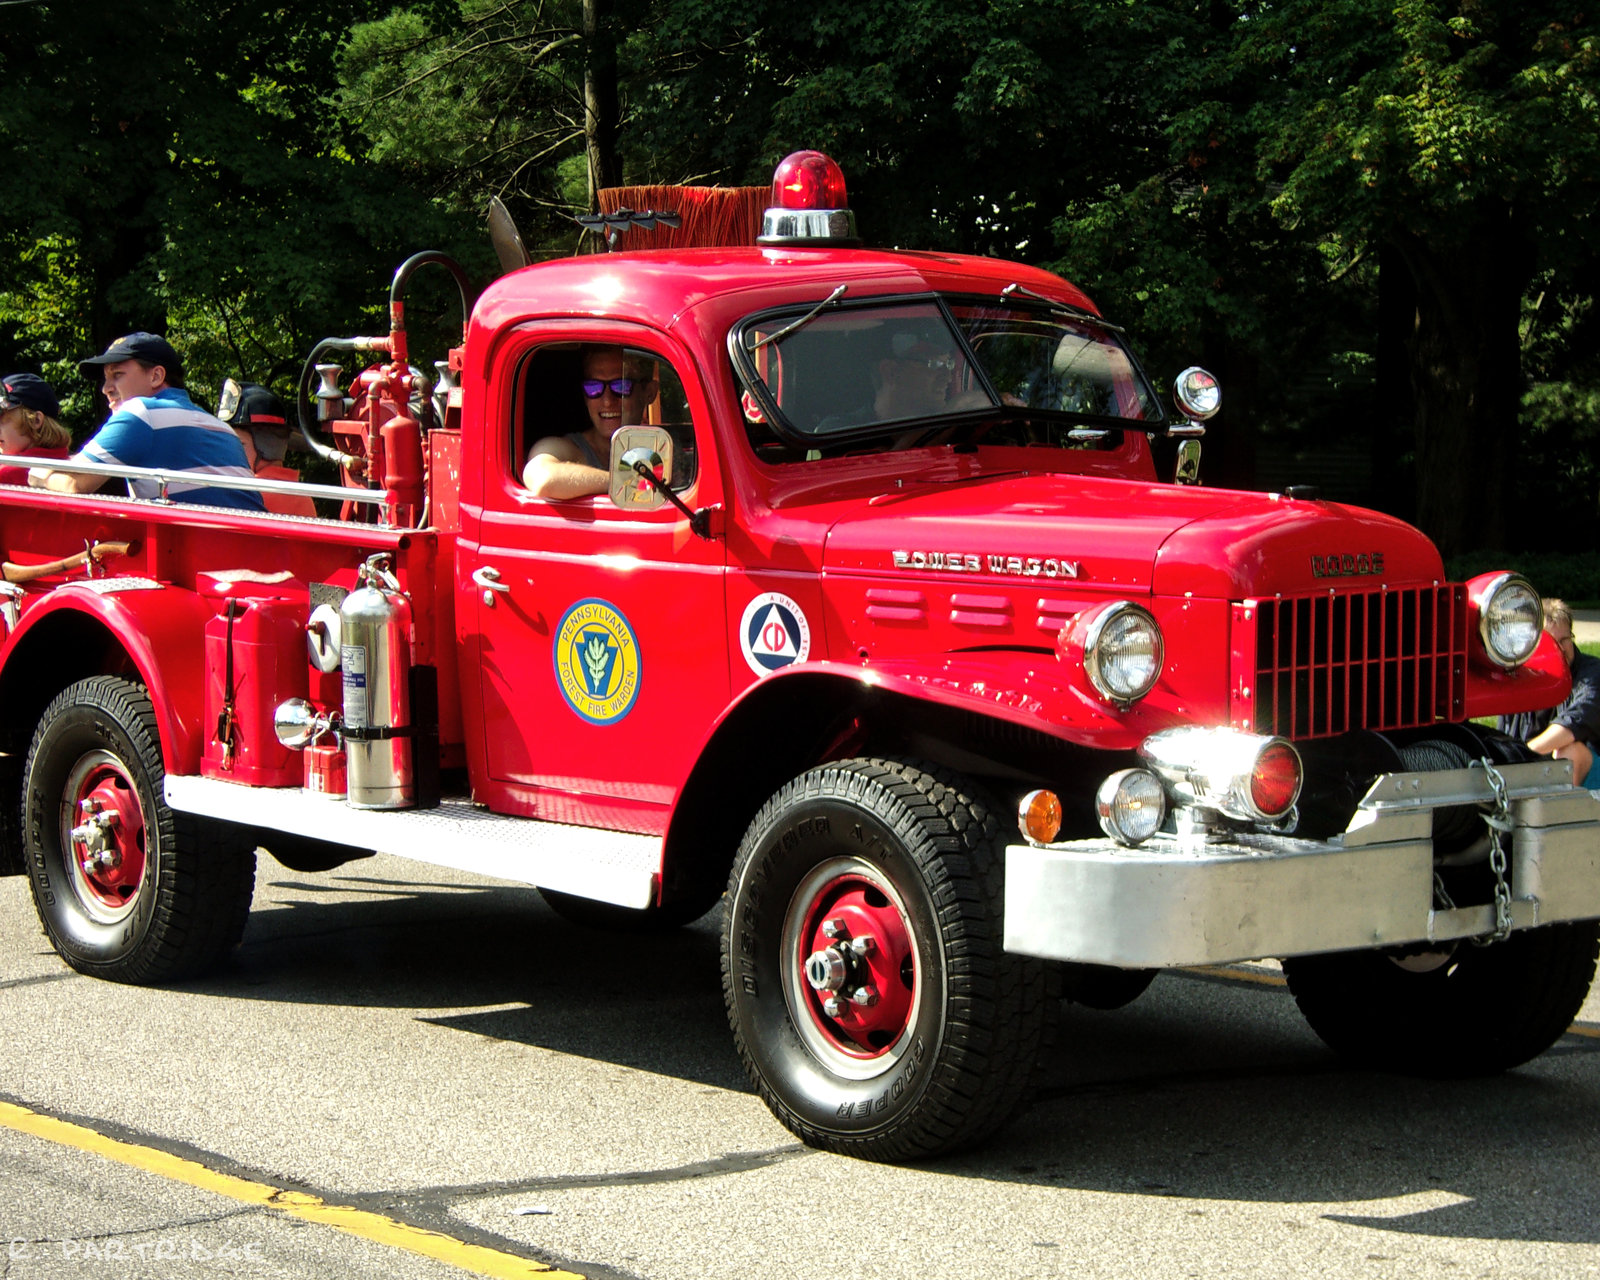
[1081,601,1164,706]
[1096,769,1167,846]
[1476,573,1542,669]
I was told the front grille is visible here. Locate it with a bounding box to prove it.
[1239,586,1467,739]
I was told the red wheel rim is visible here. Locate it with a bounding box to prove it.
[60,750,148,923]
[781,857,921,1079]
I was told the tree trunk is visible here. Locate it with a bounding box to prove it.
[1391,205,1531,558]
[1372,239,1417,523]
[582,0,621,212]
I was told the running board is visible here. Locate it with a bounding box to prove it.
[164,775,659,909]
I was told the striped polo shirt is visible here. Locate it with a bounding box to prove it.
[78,387,265,511]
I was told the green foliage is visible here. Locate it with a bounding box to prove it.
[0,0,482,423]
[1,0,1598,563]
[1445,549,1600,603]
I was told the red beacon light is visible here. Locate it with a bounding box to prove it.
[759,151,862,247]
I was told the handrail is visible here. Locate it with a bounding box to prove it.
[5,454,388,507]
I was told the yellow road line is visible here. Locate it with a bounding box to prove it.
[0,1100,578,1280]
[1566,1023,1600,1039]
[1186,964,1287,988]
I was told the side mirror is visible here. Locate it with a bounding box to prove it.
[609,426,675,510]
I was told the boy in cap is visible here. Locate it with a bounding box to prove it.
[29,333,264,511]
[0,373,72,485]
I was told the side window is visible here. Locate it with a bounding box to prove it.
[515,343,699,494]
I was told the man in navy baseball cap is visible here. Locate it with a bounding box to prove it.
[0,372,61,419]
[78,332,184,394]
[30,331,263,510]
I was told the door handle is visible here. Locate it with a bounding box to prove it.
[472,565,513,606]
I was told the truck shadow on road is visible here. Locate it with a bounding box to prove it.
[194,871,1600,1245]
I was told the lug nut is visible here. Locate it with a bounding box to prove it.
[820,918,847,939]
[850,985,880,1008]
[849,935,875,956]
[822,997,844,1018]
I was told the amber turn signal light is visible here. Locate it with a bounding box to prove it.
[1018,789,1063,845]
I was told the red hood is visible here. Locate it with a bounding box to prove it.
[821,473,1441,598]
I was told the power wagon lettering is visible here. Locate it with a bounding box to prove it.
[892,549,1082,578]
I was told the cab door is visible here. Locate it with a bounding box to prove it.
[457,323,729,834]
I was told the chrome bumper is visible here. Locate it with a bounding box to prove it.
[1003,760,1600,967]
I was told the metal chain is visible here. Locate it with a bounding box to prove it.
[1472,757,1515,945]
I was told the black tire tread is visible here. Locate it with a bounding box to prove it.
[25,675,256,984]
[724,756,1053,1160]
[1283,919,1600,1076]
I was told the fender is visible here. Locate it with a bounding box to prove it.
[683,651,1175,793]
[1463,630,1571,720]
[0,581,212,774]
[661,652,1176,897]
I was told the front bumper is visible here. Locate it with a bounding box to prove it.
[1003,759,1600,967]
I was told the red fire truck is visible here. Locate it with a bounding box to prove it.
[5,153,1597,1162]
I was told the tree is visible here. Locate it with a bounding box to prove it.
[0,0,474,420]
[1237,0,1600,554]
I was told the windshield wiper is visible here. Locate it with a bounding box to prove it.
[1000,282,1125,334]
[747,284,848,351]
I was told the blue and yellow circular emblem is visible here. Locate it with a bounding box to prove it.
[553,598,641,725]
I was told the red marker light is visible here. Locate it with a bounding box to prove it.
[1249,739,1302,819]
[771,151,849,211]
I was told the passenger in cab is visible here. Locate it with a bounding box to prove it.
[0,373,71,485]
[30,333,264,511]
[522,346,658,499]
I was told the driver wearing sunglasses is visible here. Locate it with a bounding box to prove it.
[524,345,659,498]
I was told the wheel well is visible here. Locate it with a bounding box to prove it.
[0,613,139,877]
[660,672,1116,906]
[0,611,138,760]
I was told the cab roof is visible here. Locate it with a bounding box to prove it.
[470,246,1102,337]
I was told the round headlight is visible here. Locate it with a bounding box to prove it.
[1097,769,1166,846]
[1478,573,1542,669]
[1083,602,1164,705]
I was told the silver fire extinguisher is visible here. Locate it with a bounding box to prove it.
[339,552,414,809]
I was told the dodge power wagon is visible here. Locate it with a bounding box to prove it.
[5,151,1597,1161]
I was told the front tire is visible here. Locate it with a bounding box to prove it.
[23,676,256,984]
[723,758,1052,1161]
[1283,921,1600,1076]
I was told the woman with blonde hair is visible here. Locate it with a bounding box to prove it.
[0,373,70,485]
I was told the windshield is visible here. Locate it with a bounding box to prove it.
[732,293,1161,456]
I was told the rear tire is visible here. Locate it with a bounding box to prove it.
[257,832,373,874]
[723,758,1052,1160]
[537,886,719,933]
[1283,921,1600,1076]
[23,676,256,983]
[1056,962,1158,1010]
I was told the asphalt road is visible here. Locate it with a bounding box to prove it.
[2,856,1599,1280]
